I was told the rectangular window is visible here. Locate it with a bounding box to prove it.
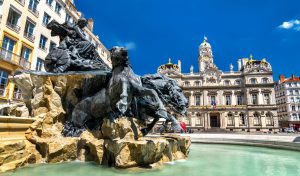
[225,95,231,105]
[36,58,44,71]
[39,35,48,50]
[46,0,53,6]
[24,19,35,41]
[211,96,216,106]
[55,2,62,15]
[237,95,242,105]
[65,13,71,23]
[195,118,202,126]
[263,93,270,105]
[1,36,16,61]
[195,95,201,106]
[0,69,8,97]
[21,46,31,61]
[13,85,22,99]
[252,94,258,105]
[7,8,21,32]
[292,106,296,111]
[2,36,16,52]
[28,0,38,14]
[227,115,234,126]
[42,12,51,25]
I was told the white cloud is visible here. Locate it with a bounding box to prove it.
[278,19,300,31]
[116,41,137,50]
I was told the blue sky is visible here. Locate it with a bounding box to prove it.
[76,0,300,80]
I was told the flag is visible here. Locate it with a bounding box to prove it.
[211,100,216,109]
[204,36,208,41]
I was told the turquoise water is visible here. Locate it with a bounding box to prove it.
[3,144,300,176]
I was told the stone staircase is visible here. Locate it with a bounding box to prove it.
[203,127,229,133]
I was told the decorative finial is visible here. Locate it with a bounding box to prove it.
[250,54,253,60]
[168,58,172,64]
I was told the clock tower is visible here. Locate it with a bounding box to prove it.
[198,37,214,72]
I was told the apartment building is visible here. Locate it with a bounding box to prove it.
[0,0,111,109]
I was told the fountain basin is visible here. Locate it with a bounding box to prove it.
[3,143,300,176]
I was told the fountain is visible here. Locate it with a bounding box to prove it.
[0,19,190,173]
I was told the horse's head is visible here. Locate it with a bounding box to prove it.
[109,46,129,69]
[167,80,188,115]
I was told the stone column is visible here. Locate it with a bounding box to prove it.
[261,114,266,128]
[190,91,194,106]
[232,94,236,105]
[258,89,263,105]
[203,90,208,106]
[207,113,211,129]
[218,90,222,105]
[220,113,225,129]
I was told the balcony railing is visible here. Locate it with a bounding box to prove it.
[28,6,39,17]
[46,3,53,9]
[24,31,35,42]
[15,0,25,6]
[0,47,31,69]
[6,21,20,33]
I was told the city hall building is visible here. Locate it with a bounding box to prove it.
[157,38,279,132]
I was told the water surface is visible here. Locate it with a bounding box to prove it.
[4,144,300,176]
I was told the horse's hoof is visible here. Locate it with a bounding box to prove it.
[141,128,148,136]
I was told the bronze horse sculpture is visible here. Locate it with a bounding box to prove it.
[68,47,187,136]
[44,19,188,137]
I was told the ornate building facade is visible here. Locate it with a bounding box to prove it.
[275,75,300,130]
[157,38,279,132]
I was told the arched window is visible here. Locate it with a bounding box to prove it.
[250,78,257,84]
[224,80,231,86]
[262,78,269,84]
[239,113,245,125]
[266,112,273,126]
[227,113,234,126]
[184,81,190,86]
[253,112,261,126]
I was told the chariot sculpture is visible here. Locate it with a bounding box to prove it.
[45,18,188,137]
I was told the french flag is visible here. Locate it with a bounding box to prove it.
[211,100,216,108]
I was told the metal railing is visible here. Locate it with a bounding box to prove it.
[15,0,25,6]
[28,6,39,17]
[0,47,31,69]
[24,31,35,42]
[6,21,20,33]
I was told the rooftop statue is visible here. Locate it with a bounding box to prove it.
[44,18,111,73]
